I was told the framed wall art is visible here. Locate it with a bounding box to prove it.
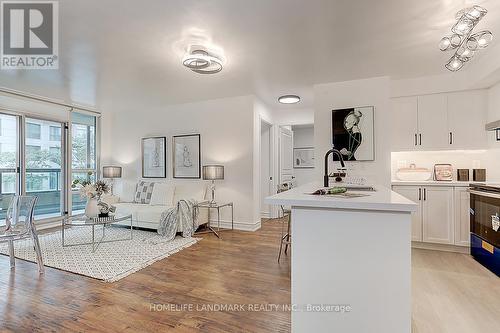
[142,137,167,178]
[332,106,375,161]
[293,147,314,168]
[173,134,201,179]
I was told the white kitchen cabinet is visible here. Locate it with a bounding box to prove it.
[422,186,454,244]
[392,185,422,241]
[390,89,488,151]
[393,185,458,246]
[447,90,488,149]
[417,95,449,149]
[391,97,418,151]
[454,187,471,246]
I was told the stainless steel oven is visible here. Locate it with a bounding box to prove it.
[469,184,500,276]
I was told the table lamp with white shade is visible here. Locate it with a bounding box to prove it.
[102,166,122,194]
[202,165,224,205]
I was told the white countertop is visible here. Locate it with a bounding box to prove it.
[391,180,482,187]
[265,182,417,213]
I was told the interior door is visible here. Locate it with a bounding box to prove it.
[279,126,294,185]
[392,185,423,241]
[0,113,20,222]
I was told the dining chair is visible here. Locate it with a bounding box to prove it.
[0,196,44,274]
[277,182,293,262]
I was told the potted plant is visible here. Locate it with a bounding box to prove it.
[76,180,110,218]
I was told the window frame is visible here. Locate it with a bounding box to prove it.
[69,112,100,215]
[0,108,100,225]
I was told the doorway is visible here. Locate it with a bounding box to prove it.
[260,120,272,218]
[0,111,67,222]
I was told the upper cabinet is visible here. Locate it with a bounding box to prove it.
[391,90,488,151]
[391,97,418,151]
[418,94,449,150]
[447,90,488,149]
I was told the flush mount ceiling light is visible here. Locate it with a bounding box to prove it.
[439,5,493,72]
[182,49,223,74]
[278,95,301,104]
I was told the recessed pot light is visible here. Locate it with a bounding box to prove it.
[278,95,300,104]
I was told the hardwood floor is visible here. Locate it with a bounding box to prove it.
[1,219,499,333]
[0,219,290,333]
[411,248,500,333]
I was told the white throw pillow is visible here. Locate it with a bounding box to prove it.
[114,180,137,203]
[150,183,175,206]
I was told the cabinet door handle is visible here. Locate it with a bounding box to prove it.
[418,188,421,201]
[414,134,417,146]
[423,188,426,201]
[419,134,422,146]
[449,132,453,145]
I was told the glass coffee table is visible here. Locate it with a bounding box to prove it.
[62,213,133,252]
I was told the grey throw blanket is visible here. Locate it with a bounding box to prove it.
[157,199,199,241]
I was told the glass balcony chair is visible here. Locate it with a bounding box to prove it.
[0,196,44,274]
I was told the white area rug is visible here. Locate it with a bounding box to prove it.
[0,226,200,282]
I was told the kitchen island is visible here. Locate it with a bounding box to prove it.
[265,182,417,333]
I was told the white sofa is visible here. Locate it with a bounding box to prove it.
[102,180,208,231]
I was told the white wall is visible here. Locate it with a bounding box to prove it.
[102,95,261,231]
[292,125,316,186]
[273,108,314,125]
[314,77,391,186]
[260,122,271,217]
[488,81,500,147]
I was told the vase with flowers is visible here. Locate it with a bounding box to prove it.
[75,180,110,218]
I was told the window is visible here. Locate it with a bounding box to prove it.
[71,113,97,213]
[49,146,61,156]
[0,113,18,221]
[25,118,64,219]
[49,126,61,141]
[26,145,41,156]
[49,171,59,190]
[26,122,41,139]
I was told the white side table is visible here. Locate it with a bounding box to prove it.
[195,202,234,238]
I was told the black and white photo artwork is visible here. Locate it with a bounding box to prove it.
[293,147,315,168]
[173,134,201,179]
[142,137,167,178]
[332,106,374,161]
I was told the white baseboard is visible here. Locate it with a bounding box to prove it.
[35,217,261,233]
[209,219,261,231]
[412,241,470,254]
[260,211,270,219]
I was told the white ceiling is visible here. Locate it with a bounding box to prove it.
[0,0,499,111]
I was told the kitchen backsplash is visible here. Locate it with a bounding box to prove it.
[391,149,500,181]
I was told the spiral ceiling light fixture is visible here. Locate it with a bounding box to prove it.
[182,49,223,74]
[439,5,493,72]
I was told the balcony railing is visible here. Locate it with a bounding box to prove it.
[0,169,87,221]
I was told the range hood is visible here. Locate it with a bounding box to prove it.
[485,120,500,141]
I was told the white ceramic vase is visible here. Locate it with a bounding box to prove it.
[85,198,100,218]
